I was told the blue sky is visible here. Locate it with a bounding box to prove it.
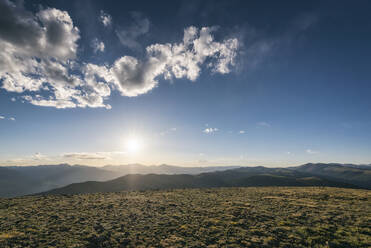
[0,0,371,166]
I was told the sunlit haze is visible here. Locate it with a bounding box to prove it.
[125,136,144,154]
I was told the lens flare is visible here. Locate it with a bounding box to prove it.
[125,136,142,153]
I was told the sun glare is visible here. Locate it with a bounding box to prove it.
[125,136,143,153]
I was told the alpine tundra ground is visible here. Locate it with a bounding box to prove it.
[0,187,370,247]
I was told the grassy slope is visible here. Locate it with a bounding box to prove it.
[1,187,370,247]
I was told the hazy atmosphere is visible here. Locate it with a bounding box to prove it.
[1,0,371,167]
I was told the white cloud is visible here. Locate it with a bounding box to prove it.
[99,10,112,27]
[0,115,15,120]
[86,26,239,97]
[32,152,48,160]
[0,1,239,109]
[2,153,50,164]
[91,38,105,53]
[10,97,16,102]
[239,130,245,134]
[116,12,150,50]
[63,152,109,160]
[203,127,218,134]
[257,121,271,127]
[0,0,92,109]
[62,151,127,160]
[306,149,319,154]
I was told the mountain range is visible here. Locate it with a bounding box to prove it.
[0,164,238,197]
[0,163,369,197]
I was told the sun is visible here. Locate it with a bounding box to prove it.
[125,136,143,153]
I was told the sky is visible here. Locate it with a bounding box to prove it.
[0,0,371,167]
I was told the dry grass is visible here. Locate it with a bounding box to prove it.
[0,187,370,247]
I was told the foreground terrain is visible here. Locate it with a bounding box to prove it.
[0,187,370,247]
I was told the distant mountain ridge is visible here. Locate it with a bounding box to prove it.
[103,164,240,175]
[1,163,369,197]
[0,164,117,197]
[292,163,371,188]
[0,164,239,197]
[41,164,369,195]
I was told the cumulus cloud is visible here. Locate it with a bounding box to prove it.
[0,0,113,109]
[0,0,90,108]
[99,10,112,27]
[239,130,245,134]
[203,127,218,134]
[0,1,239,109]
[0,115,4,119]
[116,12,150,50]
[91,38,105,53]
[84,26,239,97]
[9,117,15,121]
